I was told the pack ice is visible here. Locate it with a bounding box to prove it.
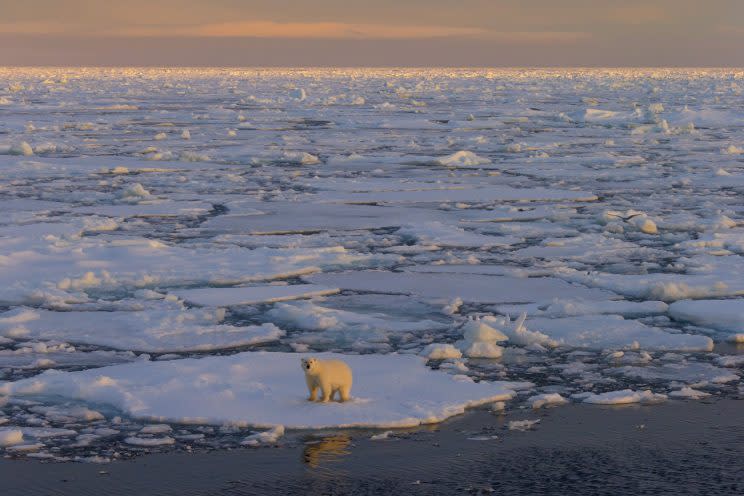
[1,68,743,459]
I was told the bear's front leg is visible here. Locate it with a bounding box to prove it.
[320,382,332,402]
[306,377,318,401]
[308,385,318,402]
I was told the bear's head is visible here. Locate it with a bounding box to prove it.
[301,357,319,373]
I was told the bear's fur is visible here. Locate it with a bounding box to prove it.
[301,357,353,402]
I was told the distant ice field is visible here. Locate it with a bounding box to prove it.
[0,68,742,461]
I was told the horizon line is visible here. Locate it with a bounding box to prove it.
[3,65,744,70]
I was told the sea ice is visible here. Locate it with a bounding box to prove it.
[0,305,284,353]
[0,352,527,429]
[668,299,744,335]
[171,285,339,307]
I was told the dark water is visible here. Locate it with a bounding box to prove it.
[3,399,743,496]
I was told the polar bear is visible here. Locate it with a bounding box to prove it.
[301,357,353,403]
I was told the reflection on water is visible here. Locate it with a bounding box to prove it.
[302,435,352,469]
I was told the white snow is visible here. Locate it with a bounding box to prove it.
[0,352,527,429]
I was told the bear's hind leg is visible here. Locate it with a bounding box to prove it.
[339,385,351,402]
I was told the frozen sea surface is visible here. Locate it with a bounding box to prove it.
[0,68,742,461]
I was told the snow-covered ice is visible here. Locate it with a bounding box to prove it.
[0,305,284,353]
[0,352,525,429]
[668,300,744,336]
[171,285,339,307]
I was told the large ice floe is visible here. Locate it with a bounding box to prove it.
[0,352,525,429]
[1,67,744,460]
[0,304,284,353]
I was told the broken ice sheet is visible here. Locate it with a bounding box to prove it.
[2,68,744,459]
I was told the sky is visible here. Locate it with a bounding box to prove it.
[1,0,744,66]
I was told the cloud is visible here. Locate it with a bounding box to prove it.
[606,5,669,25]
[0,19,588,44]
[180,21,489,39]
[0,20,488,40]
[485,31,591,44]
[0,21,75,35]
[718,25,744,37]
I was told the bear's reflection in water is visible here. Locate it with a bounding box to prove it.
[302,435,352,469]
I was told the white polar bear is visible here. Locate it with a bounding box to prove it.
[301,357,353,403]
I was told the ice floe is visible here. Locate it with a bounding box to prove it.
[0,352,527,429]
[171,284,339,307]
[668,299,744,336]
[0,305,284,353]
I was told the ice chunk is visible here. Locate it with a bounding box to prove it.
[528,393,568,409]
[582,389,667,405]
[507,419,540,431]
[483,313,558,348]
[601,210,658,234]
[281,151,319,165]
[124,436,175,446]
[139,424,172,434]
[241,425,284,446]
[420,343,463,360]
[668,387,711,400]
[456,318,508,358]
[1,141,34,156]
[119,182,152,200]
[435,151,490,167]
